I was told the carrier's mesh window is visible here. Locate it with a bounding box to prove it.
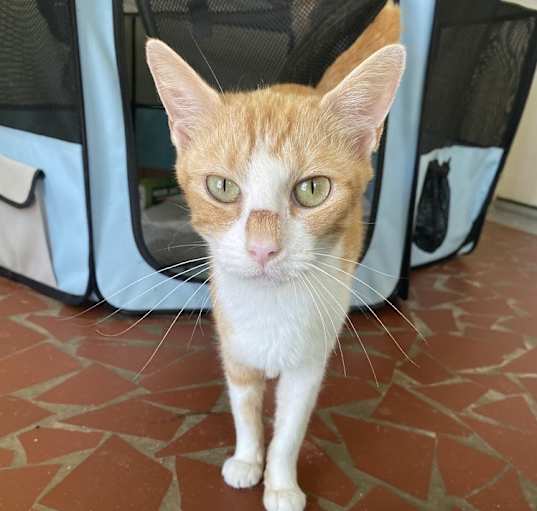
[0,0,82,143]
[130,0,387,272]
[420,0,537,153]
[414,159,451,253]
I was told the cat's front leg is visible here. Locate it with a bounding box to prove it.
[264,364,325,511]
[222,359,265,489]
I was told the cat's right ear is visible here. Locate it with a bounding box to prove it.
[320,44,406,156]
[145,38,221,151]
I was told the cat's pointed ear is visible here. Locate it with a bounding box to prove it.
[320,44,406,155]
[146,38,221,151]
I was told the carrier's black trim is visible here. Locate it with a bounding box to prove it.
[0,169,44,209]
[0,267,89,306]
[0,0,96,306]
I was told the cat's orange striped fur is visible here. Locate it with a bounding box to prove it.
[146,3,403,510]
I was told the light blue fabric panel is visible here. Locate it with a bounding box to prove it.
[351,0,436,307]
[412,145,503,267]
[0,125,89,295]
[76,0,209,311]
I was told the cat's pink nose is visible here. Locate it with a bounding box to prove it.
[247,241,280,266]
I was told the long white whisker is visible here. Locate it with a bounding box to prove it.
[309,251,399,279]
[189,31,224,94]
[306,271,347,377]
[307,270,378,385]
[153,242,209,253]
[62,256,212,320]
[298,273,330,366]
[303,272,331,364]
[291,276,299,311]
[96,265,210,337]
[305,263,417,367]
[188,290,212,349]
[317,260,427,344]
[135,275,211,380]
[95,261,211,325]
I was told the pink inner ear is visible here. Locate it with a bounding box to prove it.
[146,39,221,152]
[320,44,406,154]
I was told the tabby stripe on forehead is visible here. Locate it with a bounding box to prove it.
[246,210,281,244]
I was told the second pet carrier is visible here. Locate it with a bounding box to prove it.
[411,0,537,267]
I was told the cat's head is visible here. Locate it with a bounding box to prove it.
[146,39,405,282]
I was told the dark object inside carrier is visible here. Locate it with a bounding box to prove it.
[123,0,387,273]
[414,158,450,253]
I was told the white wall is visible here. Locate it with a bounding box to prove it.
[497,68,537,207]
[503,0,537,9]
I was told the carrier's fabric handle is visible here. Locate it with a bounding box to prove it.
[0,154,44,209]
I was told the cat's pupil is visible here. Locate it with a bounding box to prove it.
[310,180,315,194]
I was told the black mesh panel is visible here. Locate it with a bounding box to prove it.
[136,0,385,92]
[0,0,82,143]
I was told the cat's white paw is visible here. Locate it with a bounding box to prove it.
[222,457,263,489]
[263,486,306,511]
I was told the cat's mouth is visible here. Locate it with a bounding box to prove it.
[239,261,314,285]
[218,258,291,283]
[243,266,286,282]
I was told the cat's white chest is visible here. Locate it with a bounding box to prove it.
[214,267,350,377]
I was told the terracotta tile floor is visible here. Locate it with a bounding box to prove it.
[1,221,536,511]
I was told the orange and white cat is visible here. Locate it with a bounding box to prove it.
[146,3,403,510]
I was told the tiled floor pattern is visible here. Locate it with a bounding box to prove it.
[0,221,536,510]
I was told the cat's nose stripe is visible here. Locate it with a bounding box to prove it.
[246,209,281,265]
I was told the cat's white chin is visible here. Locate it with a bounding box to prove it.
[212,257,294,284]
[234,271,291,285]
[224,264,307,285]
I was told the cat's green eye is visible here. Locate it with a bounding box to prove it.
[293,177,331,208]
[206,175,240,203]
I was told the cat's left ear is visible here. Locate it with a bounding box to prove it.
[320,44,406,155]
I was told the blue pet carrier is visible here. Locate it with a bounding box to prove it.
[1,0,535,312]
